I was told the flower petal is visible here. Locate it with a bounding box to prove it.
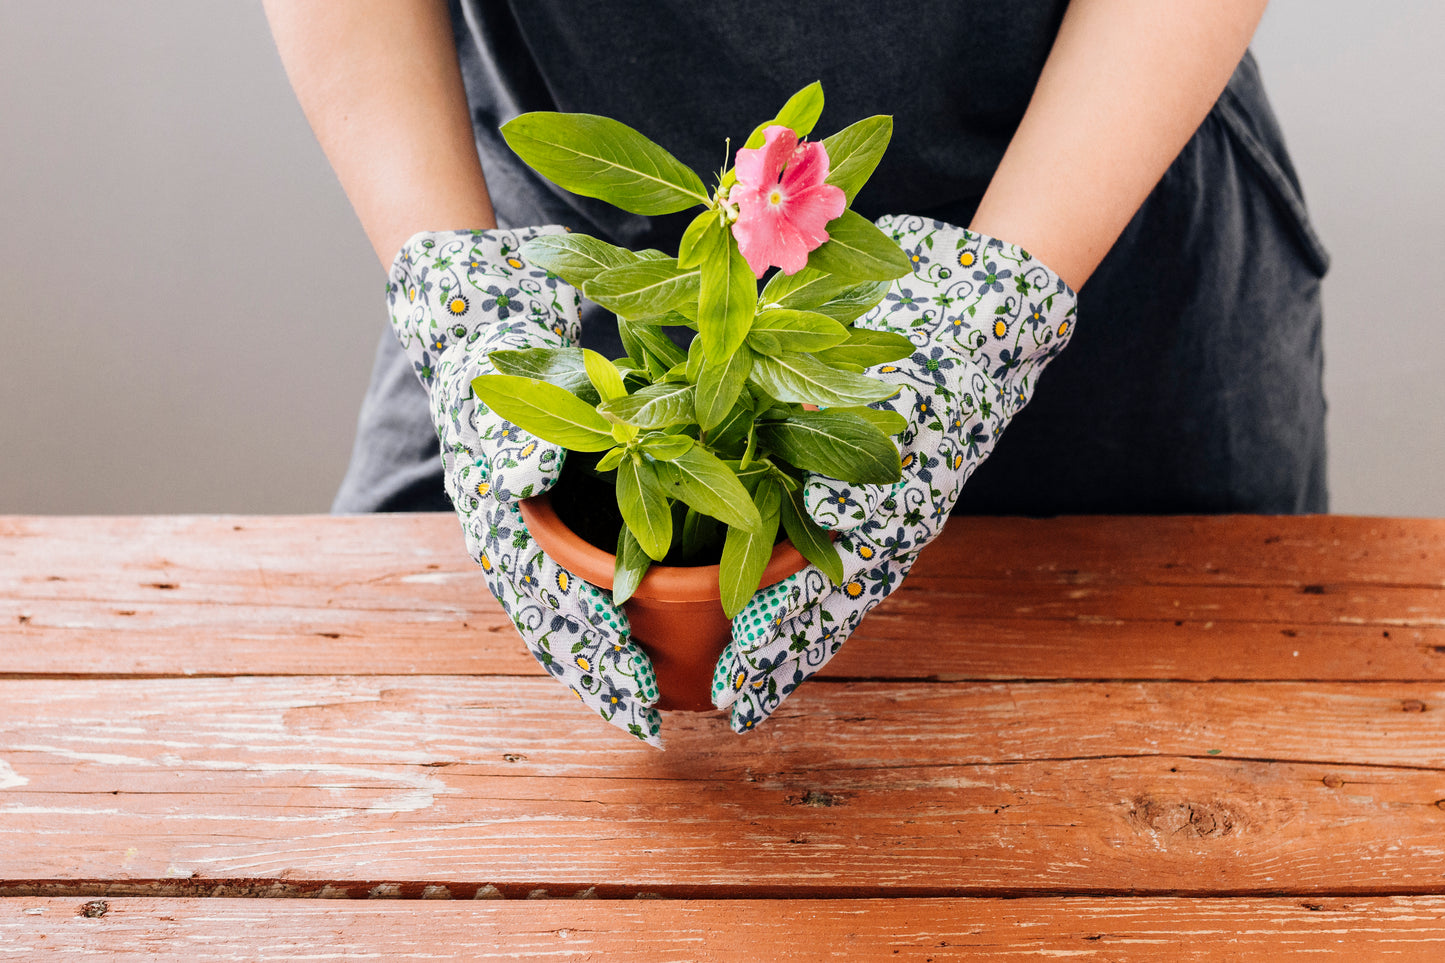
[782,181,845,246]
[729,126,845,277]
[734,125,797,190]
[733,195,806,277]
[780,140,830,192]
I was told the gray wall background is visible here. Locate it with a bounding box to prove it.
[1,2,1441,517]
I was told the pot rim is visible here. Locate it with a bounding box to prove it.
[518,493,808,604]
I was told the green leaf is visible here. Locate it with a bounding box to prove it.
[748,331,782,357]
[470,374,615,451]
[695,343,754,432]
[617,320,648,372]
[815,327,916,368]
[813,280,891,322]
[585,260,701,320]
[748,309,850,353]
[720,477,783,618]
[663,446,762,532]
[639,433,695,461]
[706,393,756,455]
[617,455,674,561]
[759,81,825,145]
[599,382,696,429]
[488,347,599,404]
[698,234,756,361]
[829,405,908,437]
[612,525,651,606]
[619,319,687,374]
[750,351,899,407]
[821,115,892,205]
[758,410,902,484]
[520,234,640,288]
[685,334,706,382]
[761,266,847,310]
[614,356,644,376]
[731,460,774,491]
[583,349,626,401]
[779,484,844,585]
[627,309,695,328]
[501,112,710,215]
[761,268,890,325]
[806,210,912,280]
[677,507,723,565]
[678,210,727,270]
[595,446,627,472]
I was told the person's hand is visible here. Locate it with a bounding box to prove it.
[713,216,1078,731]
[390,227,662,746]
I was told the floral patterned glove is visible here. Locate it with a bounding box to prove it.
[713,216,1077,731]
[390,227,662,747]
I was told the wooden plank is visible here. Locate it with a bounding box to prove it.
[3,676,1445,895]
[5,589,1442,682]
[935,514,1445,588]
[4,515,1443,680]
[5,514,1441,593]
[4,896,1445,960]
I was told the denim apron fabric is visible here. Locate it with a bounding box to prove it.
[332,4,1328,515]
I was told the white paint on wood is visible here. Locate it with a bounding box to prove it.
[400,571,474,585]
[0,761,26,790]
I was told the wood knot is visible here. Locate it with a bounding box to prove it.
[80,900,108,918]
[787,789,846,807]
[1129,795,1235,838]
[1321,774,1345,789]
[1401,699,1428,713]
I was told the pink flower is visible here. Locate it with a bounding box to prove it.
[730,125,846,278]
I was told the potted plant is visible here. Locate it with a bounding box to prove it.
[470,83,915,709]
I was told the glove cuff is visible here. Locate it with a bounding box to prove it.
[874,215,1077,303]
[388,225,580,358]
[387,224,568,293]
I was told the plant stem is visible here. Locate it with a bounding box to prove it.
[740,423,759,470]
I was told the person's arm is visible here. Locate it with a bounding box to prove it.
[970,0,1269,290]
[263,0,496,268]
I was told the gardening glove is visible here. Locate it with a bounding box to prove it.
[390,227,663,747]
[714,216,1077,731]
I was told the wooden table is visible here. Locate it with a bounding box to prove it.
[2,513,1444,959]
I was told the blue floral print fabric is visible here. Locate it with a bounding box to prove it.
[389,227,663,747]
[715,217,1077,731]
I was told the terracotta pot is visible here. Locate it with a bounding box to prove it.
[519,493,808,712]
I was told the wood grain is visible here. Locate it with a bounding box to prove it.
[4,513,1445,954]
[4,896,1445,960]
[3,514,1442,679]
[3,676,1444,896]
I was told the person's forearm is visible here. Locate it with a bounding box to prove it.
[970,0,1268,290]
[263,0,495,268]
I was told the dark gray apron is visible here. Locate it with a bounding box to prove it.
[334,2,1328,515]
